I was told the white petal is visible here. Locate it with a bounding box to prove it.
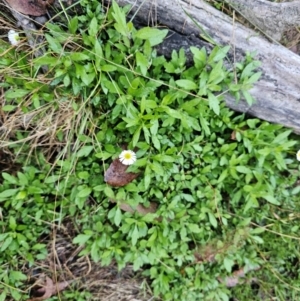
[297,150,300,161]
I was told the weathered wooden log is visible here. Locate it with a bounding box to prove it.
[225,0,300,41]
[105,0,300,134]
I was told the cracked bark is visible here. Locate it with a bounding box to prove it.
[225,0,300,41]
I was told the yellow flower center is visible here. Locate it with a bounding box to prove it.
[124,153,132,159]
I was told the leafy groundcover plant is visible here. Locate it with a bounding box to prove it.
[0,0,300,300]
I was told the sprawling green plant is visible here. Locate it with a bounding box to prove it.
[0,0,300,300]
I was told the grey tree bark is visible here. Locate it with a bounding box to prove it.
[225,0,300,41]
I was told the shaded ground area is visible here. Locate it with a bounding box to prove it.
[26,223,153,301]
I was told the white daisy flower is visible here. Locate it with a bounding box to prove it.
[119,150,136,165]
[8,30,20,46]
[297,150,300,161]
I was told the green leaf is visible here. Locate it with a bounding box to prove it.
[2,105,16,112]
[101,64,117,72]
[112,1,128,37]
[208,212,218,228]
[88,17,98,36]
[5,89,29,99]
[208,60,224,84]
[152,135,161,150]
[144,165,151,190]
[44,175,61,184]
[182,194,195,202]
[251,235,264,244]
[73,233,92,245]
[0,189,19,199]
[9,271,27,281]
[68,16,78,34]
[208,92,220,115]
[17,172,28,186]
[77,187,92,198]
[223,257,234,273]
[135,27,168,46]
[114,207,123,226]
[70,52,90,61]
[190,46,206,69]
[262,195,280,205]
[161,106,182,119]
[136,52,148,76]
[34,55,59,66]
[104,186,115,199]
[132,126,142,147]
[188,224,201,233]
[0,236,13,251]
[45,33,63,53]
[247,71,262,84]
[0,291,6,301]
[131,225,139,246]
[208,45,230,64]
[236,166,252,174]
[76,145,94,157]
[2,172,18,184]
[272,130,292,144]
[175,79,197,90]
[242,90,255,105]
